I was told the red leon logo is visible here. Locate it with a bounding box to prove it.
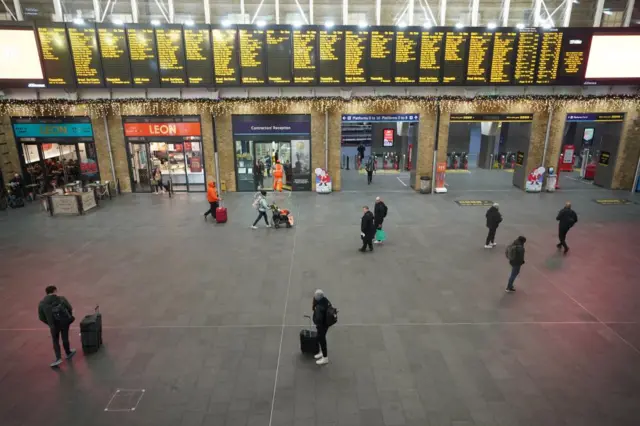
[124,122,201,137]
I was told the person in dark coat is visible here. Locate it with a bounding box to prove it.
[357,143,366,164]
[506,236,526,292]
[374,197,388,244]
[359,206,376,252]
[38,286,76,367]
[312,289,332,365]
[365,156,374,185]
[556,201,578,253]
[484,203,503,248]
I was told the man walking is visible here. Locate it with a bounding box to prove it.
[38,286,76,367]
[484,203,503,248]
[374,197,388,244]
[365,156,374,185]
[359,206,376,252]
[312,289,334,366]
[505,236,526,292]
[556,201,578,254]
[357,143,366,166]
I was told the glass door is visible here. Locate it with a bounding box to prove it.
[254,142,273,190]
[184,141,205,192]
[234,140,255,192]
[128,143,152,193]
[167,143,187,192]
[77,143,100,183]
[21,143,43,188]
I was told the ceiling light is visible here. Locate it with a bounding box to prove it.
[358,21,368,28]
[324,20,334,28]
[455,22,464,29]
[73,18,84,25]
[151,19,161,26]
[423,21,432,28]
[572,0,579,3]
[516,23,525,29]
[398,22,407,28]
[112,18,124,25]
[542,22,552,29]
[487,22,496,29]
[256,20,266,27]
[603,9,613,15]
[221,19,231,27]
[293,21,302,28]
[184,19,194,26]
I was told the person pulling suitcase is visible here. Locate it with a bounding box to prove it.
[312,289,337,366]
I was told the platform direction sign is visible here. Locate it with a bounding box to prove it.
[455,200,493,206]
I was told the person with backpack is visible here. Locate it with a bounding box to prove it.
[556,201,578,254]
[38,286,76,367]
[312,289,337,366]
[374,197,388,244]
[484,203,503,248]
[251,190,271,229]
[505,236,526,293]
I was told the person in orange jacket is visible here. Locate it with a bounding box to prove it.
[273,160,284,192]
[203,181,219,222]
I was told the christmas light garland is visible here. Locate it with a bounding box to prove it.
[0,94,638,118]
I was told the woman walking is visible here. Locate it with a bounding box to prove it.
[203,181,219,222]
[251,190,271,229]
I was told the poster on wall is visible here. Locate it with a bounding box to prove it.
[383,128,394,147]
[599,151,610,166]
[291,139,311,191]
[583,128,594,145]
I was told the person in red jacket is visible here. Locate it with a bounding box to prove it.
[203,181,219,222]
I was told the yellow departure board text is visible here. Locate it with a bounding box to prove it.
[239,29,265,84]
[395,30,419,84]
[345,30,367,84]
[419,31,444,83]
[98,28,131,85]
[536,31,562,84]
[266,29,291,84]
[442,32,469,84]
[156,28,186,85]
[212,29,238,84]
[293,29,316,84]
[466,32,492,83]
[562,50,584,75]
[490,32,516,84]
[319,30,343,84]
[38,27,73,86]
[184,28,212,85]
[68,27,103,86]
[514,31,539,85]
[369,30,393,83]
[127,28,158,85]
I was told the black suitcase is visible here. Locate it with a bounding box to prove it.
[300,315,319,355]
[80,306,103,354]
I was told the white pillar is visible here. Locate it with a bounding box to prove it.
[533,0,542,25]
[92,0,101,21]
[343,0,348,24]
[168,0,174,22]
[376,0,381,25]
[130,0,138,23]
[241,0,246,23]
[471,0,479,25]
[310,0,313,23]
[593,0,605,26]
[53,0,63,21]
[624,0,635,26]
[408,0,415,25]
[502,0,510,26]
[204,0,210,24]
[275,0,279,23]
[13,0,23,20]
[562,0,573,27]
[439,0,446,25]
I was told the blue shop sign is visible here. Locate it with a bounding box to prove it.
[342,114,420,123]
[12,123,94,138]
[566,113,624,122]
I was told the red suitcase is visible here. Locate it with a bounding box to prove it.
[215,206,227,223]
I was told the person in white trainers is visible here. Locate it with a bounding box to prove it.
[38,286,76,368]
[312,289,332,365]
[251,190,271,229]
[484,203,503,248]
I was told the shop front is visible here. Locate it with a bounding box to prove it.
[232,114,312,192]
[123,116,206,193]
[11,117,99,193]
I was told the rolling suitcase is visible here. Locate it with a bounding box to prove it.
[300,315,319,355]
[80,306,103,354]
[215,200,227,223]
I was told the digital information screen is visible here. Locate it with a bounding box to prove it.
[184,27,213,86]
[369,28,393,84]
[67,25,104,87]
[318,29,344,84]
[97,26,132,86]
[37,24,75,86]
[155,26,187,86]
[292,27,317,84]
[212,28,239,85]
[585,34,640,81]
[0,27,45,87]
[442,31,469,84]
[266,27,292,84]
[536,30,562,84]
[466,31,493,84]
[127,27,160,86]
[239,28,266,84]
[419,31,444,84]
[345,29,368,84]
[556,29,588,85]
[513,29,539,84]
[490,31,517,84]
[395,29,420,84]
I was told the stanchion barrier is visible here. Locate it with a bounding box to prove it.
[346,156,350,170]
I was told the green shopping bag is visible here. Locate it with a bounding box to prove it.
[375,228,386,242]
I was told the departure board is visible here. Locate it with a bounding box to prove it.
[292,27,317,84]
[513,29,539,85]
[442,31,469,84]
[318,29,344,84]
[126,26,159,86]
[556,28,588,85]
[490,31,517,84]
[212,27,239,85]
[67,25,104,87]
[536,30,562,84]
[184,26,213,86]
[345,29,368,84]
[369,28,393,84]
[266,27,292,84]
[37,24,75,87]
[395,29,420,84]
[239,27,266,84]
[155,26,186,86]
[419,31,444,84]
[466,31,492,84]
[97,26,132,86]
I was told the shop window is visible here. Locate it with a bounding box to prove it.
[185,141,205,191]
[235,140,255,192]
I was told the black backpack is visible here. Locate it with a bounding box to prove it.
[326,304,338,327]
[382,204,388,218]
[51,297,73,324]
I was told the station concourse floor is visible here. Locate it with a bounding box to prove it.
[1,182,640,426]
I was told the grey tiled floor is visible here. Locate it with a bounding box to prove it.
[0,183,639,426]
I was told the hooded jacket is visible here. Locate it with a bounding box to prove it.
[207,182,219,203]
[509,239,526,267]
[486,206,503,228]
[361,210,376,238]
[312,296,331,327]
[556,207,578,230]
[38,294,73,327]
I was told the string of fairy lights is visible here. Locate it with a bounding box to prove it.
[0,95,639,118]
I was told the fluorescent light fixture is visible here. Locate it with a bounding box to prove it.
[603,9,613,15]
[572,0,579,3]
[325,20,334,28]
[256,20,266,27]
[73,18,84,25]
[293,21,302,28]
[112,18,124,25]
[516,23,525,29]
[184,19,194,26]
[398,22,407,28]
[358,21,368,28]
[455,22,464,29]
[221,19,231,27]
[542,22,552,29]
[423,21,432,28]
[487,22,496,29]
[151,19,161,26]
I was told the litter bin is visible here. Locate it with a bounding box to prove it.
[420,176,431,194]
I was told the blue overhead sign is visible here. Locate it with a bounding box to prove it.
[341,114,420,123]
[566,113,624,122]
[12,123,94,138]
